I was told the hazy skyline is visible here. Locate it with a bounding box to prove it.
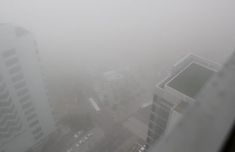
[1,0,235,73]
[1,1,235,151]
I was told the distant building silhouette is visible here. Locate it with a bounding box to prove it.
[146,54,220,149]
[0,24,55,152]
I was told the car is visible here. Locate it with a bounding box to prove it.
[139,145,146,152]
[66,148,72,152]
[78,140,83,144]
[74,130,83,138]
[77,131,83,135]
[74,134,78,138]
[87,132,94,137]
[84,136,88,140]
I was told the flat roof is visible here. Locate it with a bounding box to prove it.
[167,63,215,98]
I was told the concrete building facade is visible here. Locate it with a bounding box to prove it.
[146,54,220,149]
[0,24,55,152]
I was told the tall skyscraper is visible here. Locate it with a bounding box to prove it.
[146,54,220,149]
[0,24,55,152]
[149,52,235,152]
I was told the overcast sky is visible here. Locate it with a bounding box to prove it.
[0,0,235,73]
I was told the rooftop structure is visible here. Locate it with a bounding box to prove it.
[150,52,235,152]
[146,54,220,149]
[167,62,215,98]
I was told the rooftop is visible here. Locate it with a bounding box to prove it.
[167,63,215,98]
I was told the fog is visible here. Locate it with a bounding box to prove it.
[1,0,235,73]
[1,1,235,152]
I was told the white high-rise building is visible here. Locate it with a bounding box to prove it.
[150,53,235,152]
[0,24,55,152]
[146,54,220,149]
